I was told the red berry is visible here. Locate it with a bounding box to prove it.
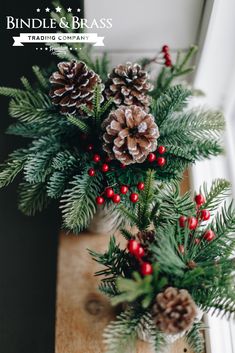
[128,239,140,255]
[162,45,169,53]
[105,187,114,198]
[147,153,156,162]
[201,209,210,221]
[164,52,171,60]
[140,262,153,276]
[136,246,145,258]
[87,144,94,151]
[137,182,145,191]
[157,145,166,154]
[194,238,201,245]
[178,244,185,254]
[156,157,166,167]
[101,163,109,172]
[195,194,205,206]
[93,154,101,162]
[165,59,172,67]
[120,185,129,194]
[120,163,126,169]
[130,193,139,203]
[188,216,198,230]
[96,196,105,205]
[179,215,187,228]
[88,168,95,177]
[112,194,121,203]
[203,230,216,242]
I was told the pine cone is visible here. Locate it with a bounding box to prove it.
[152,287,196,334]
[102,105,159,165]
[104,62,152,111]
[49,60,101,116]
[137,230,155,244]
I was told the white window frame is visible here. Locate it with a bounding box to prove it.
[191,0,235,352]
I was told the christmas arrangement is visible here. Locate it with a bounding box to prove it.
[0,40,225,232]
[90,171,235,353]
[0,5,225,232]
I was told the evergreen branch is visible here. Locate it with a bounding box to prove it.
[32,65,50,90]
[52,150,78,171]
[137,170,155,230]
[153,85,192,125]
[185,322,205,353]
[66,114,90,133]
[0,86,25,98]
[200,179,231,212]
[103,308,140,353]
[89,236,129,280]
[61,172,103,232]
[24,137,62,183]
[160,109,225,140]
[136,312,166,353]
[9,91,53,122]
[0,149,27,188]
[18,181,50,215]
[112,272,154,308]
[99,280,118,298]
[20,77,33,91]
[47,171,70,199]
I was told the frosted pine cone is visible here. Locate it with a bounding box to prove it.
[102,105,159,165]
[152,287,197,334]
[49,60,102,116]
[104,62,152,111]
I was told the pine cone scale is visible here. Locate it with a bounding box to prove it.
[152,287,197,334]
[49,60,101,116]
[105,62,152,111]
[102,105,159,165]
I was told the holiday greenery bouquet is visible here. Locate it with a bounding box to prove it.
[0,41,225,232]
[90,171,235,353]
[0,4,225,232]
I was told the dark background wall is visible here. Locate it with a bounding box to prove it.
[0,1,83,352]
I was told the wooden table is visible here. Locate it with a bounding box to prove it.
[55,231,194,353]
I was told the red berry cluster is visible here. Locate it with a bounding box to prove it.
[96,182,145,206]
[147,145,167,166]
[127,239,153,276]
[162,45,172,67]
[86,147,147,206]
[96,181,145,205]
[178,193,216,246]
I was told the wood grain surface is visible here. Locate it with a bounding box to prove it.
[55,231,195,353]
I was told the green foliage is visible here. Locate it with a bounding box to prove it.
[153,84,192,125]
[103,308,141,353]
[104,308,165,353]
[112,272,154,308]
[18,182,50,215]
[185,322,205,353]
[93,179,235,333]
[61,172,103,232]
[0,149,27,187]
[158,108,225,160]
[24,136,62,183]
[152,45,198,98]
[200,179,231,212]
[89,235,130,281]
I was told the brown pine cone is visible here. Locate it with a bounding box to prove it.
[102,105,159,165]
[137,230,155,244]
[104,62,152,111]
[49,60,102,116]
[152,287,197,334]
